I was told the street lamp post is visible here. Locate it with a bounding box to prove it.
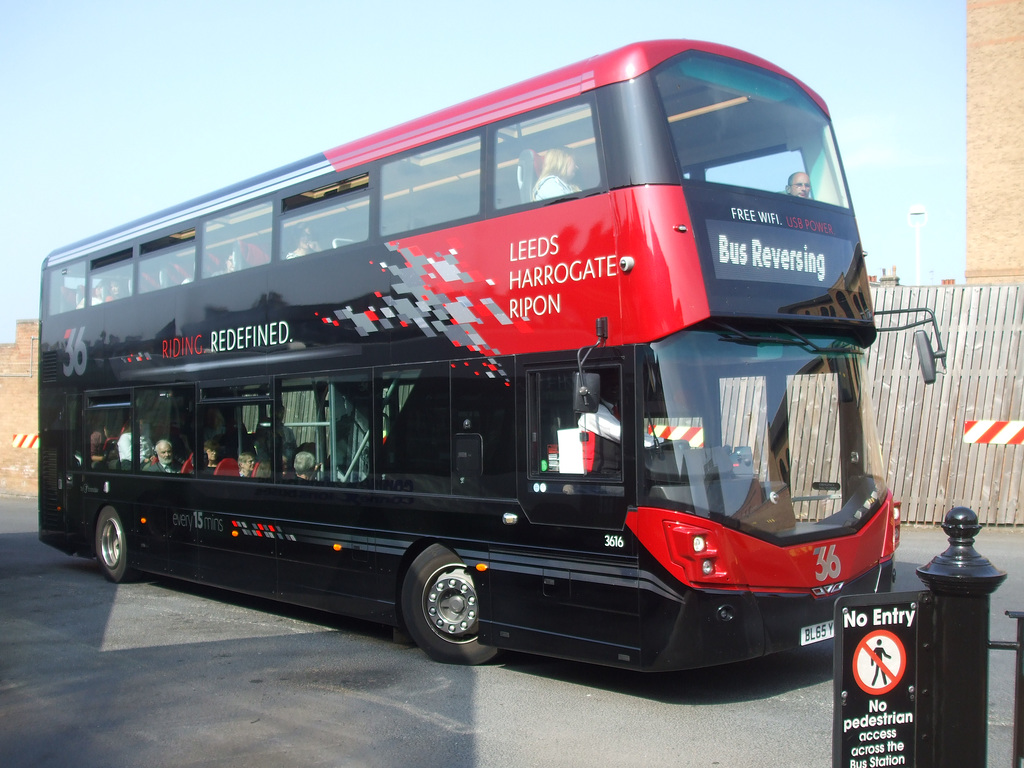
[908,204,928,285]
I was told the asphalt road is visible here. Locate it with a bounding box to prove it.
[1,496,1020,767]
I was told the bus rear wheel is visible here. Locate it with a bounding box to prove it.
[95,507,137,583]
[401,544,497,665]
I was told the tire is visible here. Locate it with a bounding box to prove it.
[94,506,137,583]
[400,544,497,665]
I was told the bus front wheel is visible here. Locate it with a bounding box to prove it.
[401,544,497,665]
[95,507,137,583]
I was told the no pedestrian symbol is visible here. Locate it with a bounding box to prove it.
[853,629,905,695]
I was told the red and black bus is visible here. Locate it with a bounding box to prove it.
[39,40,898,670]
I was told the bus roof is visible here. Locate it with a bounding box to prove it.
[45,39,826,268]
[322,39,827,173]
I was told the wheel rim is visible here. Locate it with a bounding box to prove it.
[422,565,479,643]
[99,515,123,571]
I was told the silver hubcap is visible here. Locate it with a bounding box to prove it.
[423,566,479,642]
[99,516,123,570]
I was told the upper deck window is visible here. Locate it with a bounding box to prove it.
[47,261,86,315]
[493,103,602,209]
[280,175,370,260]
[203,202,272,277]
[655,53,850,208]
[380,136,481,236]
[89,250,133,305]
[139,240,196,294]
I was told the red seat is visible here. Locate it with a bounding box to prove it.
[214,457,239,476]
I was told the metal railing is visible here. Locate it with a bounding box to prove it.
[990,610,1024,767]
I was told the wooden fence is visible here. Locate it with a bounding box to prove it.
[868,284,1024,526]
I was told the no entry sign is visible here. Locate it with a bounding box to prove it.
[833,591,928,768]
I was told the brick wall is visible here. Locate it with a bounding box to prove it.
[966,0,1024,283]
[0,320,40,497]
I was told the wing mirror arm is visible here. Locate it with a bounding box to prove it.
[875,307,947,385]
[574,317,608,413]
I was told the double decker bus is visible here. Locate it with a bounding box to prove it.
[39,40,898,670]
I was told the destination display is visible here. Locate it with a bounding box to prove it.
[706,217,843,288]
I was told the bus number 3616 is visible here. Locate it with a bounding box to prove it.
[604,535,625,548]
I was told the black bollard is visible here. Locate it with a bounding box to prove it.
[916,506,1007,768]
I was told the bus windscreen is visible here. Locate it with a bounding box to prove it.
[642,328,886,542]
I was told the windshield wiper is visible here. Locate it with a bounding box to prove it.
[714,322,861,356]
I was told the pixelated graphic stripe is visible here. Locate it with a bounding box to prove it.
[963,420,1024,444]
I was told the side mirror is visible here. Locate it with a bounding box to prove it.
[574,372,601,414]
[914,329,937,385]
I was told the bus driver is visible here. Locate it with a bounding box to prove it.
[786,171,812,198]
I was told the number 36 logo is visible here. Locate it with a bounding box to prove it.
[63,327,88,377]
[813,544,841,581]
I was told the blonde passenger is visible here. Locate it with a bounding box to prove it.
[285,227,319,259]
[532,148,580,200]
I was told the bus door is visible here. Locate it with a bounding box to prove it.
[275,376,381,614]
[61,393,83,543]
[192,387,273,593]
[485,361,642,666]
[122,385,197,579]
[39,392,79,550]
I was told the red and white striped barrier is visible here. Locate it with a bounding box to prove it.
[963,421,1024,445]
[12,434,38,449]
[647,424,705,448]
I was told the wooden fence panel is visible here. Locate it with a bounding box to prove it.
[869,285,1024,525]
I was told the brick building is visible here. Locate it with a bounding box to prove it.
[0,320,40,497]
[966,0,1024,283]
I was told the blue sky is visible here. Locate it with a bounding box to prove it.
[0,0,965,343]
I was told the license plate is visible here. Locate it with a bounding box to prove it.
[800,620,834,646]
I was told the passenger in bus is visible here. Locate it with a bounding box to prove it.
[144,439,183,473]
[274,406,297,469]
[785,172,812,198]
[532,148,580,201]
[90,429,124,469]
[285,227,320,259]
[89,431,107,469]
[293,451,320,482]
[117,421,154,467]
[202,439,224,474]
[99,440,121,471]
[237,452,256,478]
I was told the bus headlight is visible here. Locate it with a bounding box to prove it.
[662,520,731,585]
